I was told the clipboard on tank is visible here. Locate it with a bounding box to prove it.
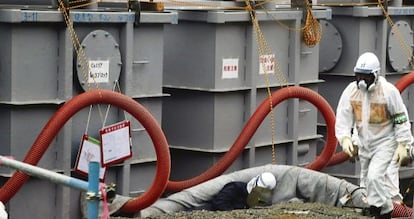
[99,120,133,167]
[74,134,107,181]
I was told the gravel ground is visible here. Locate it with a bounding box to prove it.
[130,202,371,219]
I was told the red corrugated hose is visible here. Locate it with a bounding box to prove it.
[165,85,338,192]
[0,89,171,213]
[2,81,412,216]
[395,71,414,92]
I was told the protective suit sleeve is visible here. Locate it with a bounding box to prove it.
[335,83,356,143]
[385,83,413,144]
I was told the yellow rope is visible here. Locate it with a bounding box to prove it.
[377,0,414,70]
[68,0,91,5]
[313,1,383,7]
[164,0,246,10]
[58,0,109,127]
[57,0,100,91]
[245,0,294,165]
[258,1,322,47]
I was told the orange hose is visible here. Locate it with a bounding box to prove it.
[395,71,414,92]
[166,86,338,192]
[0,89,171,212]
[326,151,349,166]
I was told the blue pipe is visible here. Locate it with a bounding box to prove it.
[0,156,89,191]
[87,162,100,219]
[0,156,101,218]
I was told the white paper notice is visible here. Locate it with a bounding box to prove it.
[100,121,132,166]
[259,54,275,75]
[75,135,106,180]
[88,60,110,83]
[222,58,239,79]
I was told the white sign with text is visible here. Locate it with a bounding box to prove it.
[222,58,239,79]
[74,135,106,181]
[88,60,110,83]
[259,54,275,75]
[100,121,132,166]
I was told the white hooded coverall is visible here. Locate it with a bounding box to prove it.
[335,76,412,214]
[352,129,403,202]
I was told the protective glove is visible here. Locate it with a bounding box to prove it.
[341,136,358,158]
[393,143,411,167]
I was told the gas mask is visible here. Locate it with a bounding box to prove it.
[356,73,377,92]
[357,79,370,91]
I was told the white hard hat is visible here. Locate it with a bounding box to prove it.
[247,172,276,193]
[354,52,380,74]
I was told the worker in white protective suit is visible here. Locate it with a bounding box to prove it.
[335,52,413,219]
